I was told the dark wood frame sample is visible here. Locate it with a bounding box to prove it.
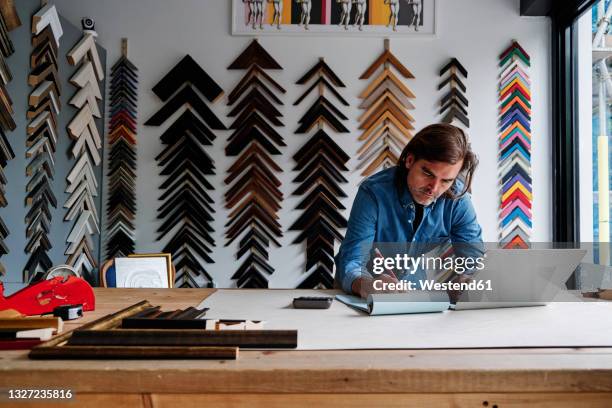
[144,54,225,288]
[438,58,469,127]
[357,40,415,177]
[29,301,239,359]
[105,39,138,259]
[0,0,16,277]
[0,1,14,59]
[225,40,285,288]
[291,58,349,289]
[28,298,297,359]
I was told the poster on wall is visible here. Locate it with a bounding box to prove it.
[231,0,437,36]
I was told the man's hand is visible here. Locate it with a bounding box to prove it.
[352,247,405,298]
[351,274,402,299]
[447,273,472,303]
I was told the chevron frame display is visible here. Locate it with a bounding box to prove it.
[357,39,415,177]
[105,39,138,259]
[291,58,349,288]
[64,20,104,280]
[498,41,532,248]
[23,3,63,282]
[144,54,225,288]
[225,39,285,288]
[0,3,15,132]
[438,57,469,128]
[0,1,17,277]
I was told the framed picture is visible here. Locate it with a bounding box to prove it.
[231,0,437,37]
[114,254,173,288]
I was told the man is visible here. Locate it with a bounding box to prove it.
[335,124,483,298]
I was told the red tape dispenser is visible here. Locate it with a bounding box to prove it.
[0,276,95,316]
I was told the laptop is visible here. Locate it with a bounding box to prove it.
[450,248,587,310]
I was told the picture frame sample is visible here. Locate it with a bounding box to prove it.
[115,256,171,288]
[231,0,437,37]
[127,253,174,287]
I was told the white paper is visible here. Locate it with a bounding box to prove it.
[199,289,612,350]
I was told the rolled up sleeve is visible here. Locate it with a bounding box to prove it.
[450,194,485,273]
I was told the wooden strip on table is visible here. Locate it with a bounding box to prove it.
[29,345,237,360]
[68,329,298,348]
[0,317,62,332]
[121,318,210,330]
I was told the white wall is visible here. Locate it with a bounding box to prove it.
[53,0,552,287]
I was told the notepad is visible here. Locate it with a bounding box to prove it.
[335,292,450,315]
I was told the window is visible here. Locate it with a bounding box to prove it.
[578,0,612,265]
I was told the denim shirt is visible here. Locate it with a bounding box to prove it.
[334,166,483,294]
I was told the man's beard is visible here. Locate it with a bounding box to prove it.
[406,177,437,204]
[416,188,436,203]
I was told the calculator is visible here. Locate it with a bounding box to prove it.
[292,296,334,309]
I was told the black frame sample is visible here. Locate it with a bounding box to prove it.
[291,58,349,289]
[145,54,225,288]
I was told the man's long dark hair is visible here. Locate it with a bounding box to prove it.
[395,123,479,200]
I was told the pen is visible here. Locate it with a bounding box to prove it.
[374,247,398,281]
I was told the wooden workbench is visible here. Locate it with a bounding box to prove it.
[0,288,611,407]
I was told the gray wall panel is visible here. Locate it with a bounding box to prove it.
[1,0,105,291]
